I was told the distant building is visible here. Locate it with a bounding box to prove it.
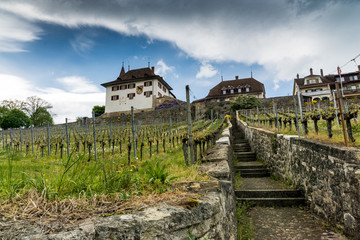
[194,76,265,104]
[293,66,360,101]
[334,66,360,99]
[293,68,334,101]
[101,66,175,114]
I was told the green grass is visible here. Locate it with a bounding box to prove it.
[0,142,210,201]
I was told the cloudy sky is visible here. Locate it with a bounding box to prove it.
[0,0,359,123]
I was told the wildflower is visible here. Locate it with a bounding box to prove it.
[120,163,125,167]
[224,115,231,120]
[116,170,121,173]
[130,165,136,168]
[129,169,133,172]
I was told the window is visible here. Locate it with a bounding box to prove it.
[305,90,308,92]
[354,75,358,80]
[238,88,242,93]
[357,84,360,89]
[120,85,127,90]
[320,88,323,91]
[336,77,344,82]
[111,95,119,101]
[158,83,162,88]
[246,87,250,92]
[112,86,120,91]
[144,91,153,97]
[230,89,234,94]
[127,93,135,99]
[163,86,167,93]
[349,76,354,81]
[144,81,152,87]
[352,85,356,90]
[128,83,135,89]
[158,92,162,97]
[222,90,226,95]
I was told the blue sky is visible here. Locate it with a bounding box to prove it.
[0,0,359,123]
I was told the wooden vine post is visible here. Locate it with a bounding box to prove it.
[131,106,137,161]
[92,112,98,161]
[335,82,348,146]
[186,85,194,164]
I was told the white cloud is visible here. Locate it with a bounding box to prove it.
[196,62,218,79]
[0,74,104,124]
[155,59,174,76]
[70,33,95,55]
[57,76,101,93]
[0,10,40,52]
[0,0,359,88]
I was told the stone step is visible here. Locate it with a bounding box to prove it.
[235,152,256,158]
[234,147,252,151]
[235,164,265,170]
[237,168,268,174]
[237,197,306,207]
[239,172,270,178]
[237,157,256,162]
[235,189,303,198]
[234,139,248,143]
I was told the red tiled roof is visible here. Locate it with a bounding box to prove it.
[101,67,173,90]
[206,78,265,98]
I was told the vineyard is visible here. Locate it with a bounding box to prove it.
[238,100,360,147]
[0,114,226,207]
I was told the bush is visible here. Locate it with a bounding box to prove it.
[230,95,262,111]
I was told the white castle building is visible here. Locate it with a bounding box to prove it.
[101,66,175,114]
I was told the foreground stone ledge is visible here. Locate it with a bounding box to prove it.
[1,124,237,240]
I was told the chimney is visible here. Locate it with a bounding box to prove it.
[310,68,313,75]
[151,66,155,73]
[235,76,239,80]
[297,73,299,79]
[320,69,324,77]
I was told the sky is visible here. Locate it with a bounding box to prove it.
[0,0,359,124]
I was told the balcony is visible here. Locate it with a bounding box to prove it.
[343,89,360,96]
[301,89,330,97]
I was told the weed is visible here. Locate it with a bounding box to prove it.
[236,202,254,240]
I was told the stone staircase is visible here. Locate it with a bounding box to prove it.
[233,133,305,207]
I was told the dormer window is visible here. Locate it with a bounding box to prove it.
[222,90,226,95]
[238,89,242,93]
[230,89,234,94]
[246,87,250,92]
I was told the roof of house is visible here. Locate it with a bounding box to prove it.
[101,66,173,90]
[206,77,265,99]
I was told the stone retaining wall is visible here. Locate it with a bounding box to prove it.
[3,123,237,240]
[236,112,360,239]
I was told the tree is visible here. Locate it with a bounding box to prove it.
[230,95,262,111]
[1,99,27,111]
[24,96,53,117]
[31,107,54,127]
[1,109,31,130]
[92,105,105,117]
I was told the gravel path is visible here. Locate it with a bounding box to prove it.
[249,206,347,240]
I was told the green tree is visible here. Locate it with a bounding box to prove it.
[31,107,54,127]
[0,106,10,126]
[230,95,262,111]
[1,109,31,129]
[92,105,105,117]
